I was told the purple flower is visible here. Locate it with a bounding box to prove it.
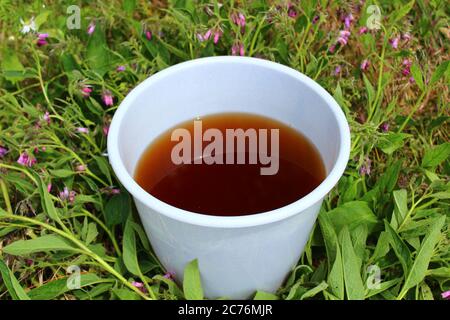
[359,26,368,35]
[312,15,320,24]
[131,281,148,293]
[110,188,121,194]
[103,125,110,136]
[47,183,52,193]
[402,33,412,42]
[231,43,245,56]
[337,30,351,46]
[231,12,246,33]
[402,59,412,76]
[81,86,92,98]
[76,164,86,172]
[43,111,50,124]
[288,7,298,19]
[359,158,372,176]
[196,33,204,42]
[389,36,400,49]
[116,65,125,72]
[87,22,95,35]
[17,152,36,167]
[36,33,49,46]
[334,65,342,76]
[76,127,89,134]
[360,59,370,71]
[102,90,113,106]
[380,122,390,132]
[213,30,222,44]
[344,13,354,29]
[441,290,450,300]
[59,187,69,201]
[163,271,175,280]
[329,44,336,53]
[203,29,212,41]
[0,146,8,158]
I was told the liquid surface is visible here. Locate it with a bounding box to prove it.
[134,113,326,216]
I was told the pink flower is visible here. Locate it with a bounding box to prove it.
[145,30,152,41]
[344,13,354,29]
[312,15,320,24]
[131,281,147,293]
[103,125,110,136]
[76,127,89,134]
[231,12,246,33]
[389,36,400,49]
[81,86,92,98]
[43,111,51,124]
[0,146,8,158]
[360,59,370,71]
[288,5,298,19]
[402,59,412,76]
[17,152,36,167]
[359,158,372,176]
[213,30,222,44]
[37,33,49,46]
[163,271,175,280]
[76,164,86,172]
[334,65,342,76]
[110,188,121,194]
[116,65,125,72]
[59,187,69,201]
[196,33,204,42]
[337,30,351,46]
[359,26,368,35]
[442,290,450,300]
[69,190,76,204]
[402,33,412,42]
[329,44,336,53]
[102,90,113,106]
[203,29,212,41]
[47,183,52,193]
[231,43,244,56]
[380,122,389,132]
[409,76,415,83]
[87,22,95,35]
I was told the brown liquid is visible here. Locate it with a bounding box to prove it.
[134,113,326,216]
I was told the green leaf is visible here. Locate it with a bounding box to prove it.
[253,291,279,300]
[86,27,110,76]
[339,227,365,300]
[327,241,344,299]
[27,274,108,300]
[324,201,378,234]
[1,49,26,82]
[378,133,409,154]
[384,220,412,275]
[390,0,415,23]
[50,169,74,178]
[429,60,449,85]
[2,235,78,256]
[122,218,140,276]
[0,259,30,300]
[400,215,446,296]
[112,288,142,300]
[378,160,402,193]
[34,10,51,28]
[94,156,112,185]
[123,0,136,14]
[393,189,408,224]
[411,63,425,91]
[183,259,204,300]
[35,174,61,222]
[421,143,450,168]
[318,212,339,269]
[104,193,130,227]
[85,223,98,245]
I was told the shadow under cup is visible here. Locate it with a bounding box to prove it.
[107,57,351,299]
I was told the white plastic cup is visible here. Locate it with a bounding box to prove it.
[108,56,350,299]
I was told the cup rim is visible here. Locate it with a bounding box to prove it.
[107,56,351,228]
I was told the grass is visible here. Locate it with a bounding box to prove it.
[0,0,449,300]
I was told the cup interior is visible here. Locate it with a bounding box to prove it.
[108,57,350,226]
